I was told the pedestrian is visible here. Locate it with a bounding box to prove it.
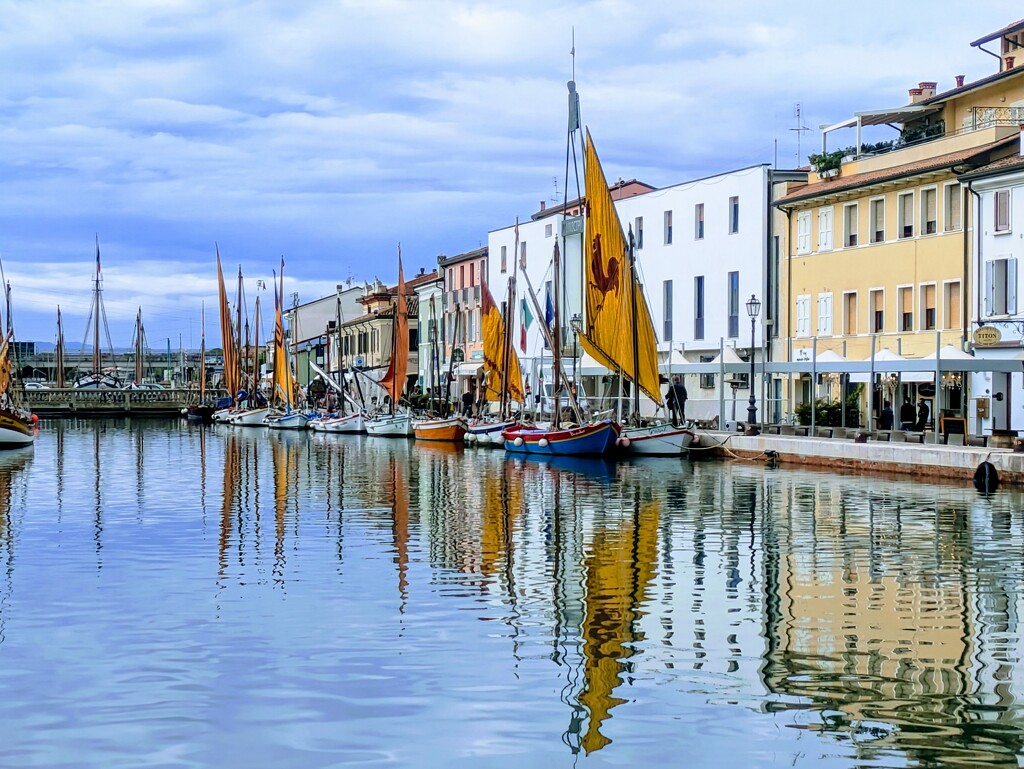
[880,400,894,430]
[899,397,916,430]
[461,386,474,418]
[666,375,687,426]
[916,397,930,432]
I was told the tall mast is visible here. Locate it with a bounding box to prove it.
[552,240,562,429]
[199,302,206,401]
[628,228,640,422]
[55,307,66,388]
[134,308,144,384]
[92,236,101,375]
[253,295,261,397]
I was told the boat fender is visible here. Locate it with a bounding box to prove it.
[973,461,999,494]
[538,438,549,448]
[31,414,39,424]
[513,437,524,447]
[618,436,630,447]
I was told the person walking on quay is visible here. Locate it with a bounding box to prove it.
[916,397,930,432]
[899,397,917,430]
[461,386,475,418]
[880,401,894,430]
[666,375,688,426]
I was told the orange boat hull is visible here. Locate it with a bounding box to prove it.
[413,418,467,442]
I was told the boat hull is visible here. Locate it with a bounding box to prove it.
[618,423,695,456]
[465,420,519,446]
[229,407,271,426]
[365,413,413,437]
[186,405,216,424]
[264,412,310,430]
[503,420,620,456]
[413,417,467,442]
[311,412,366,433]
[0,409,34,447]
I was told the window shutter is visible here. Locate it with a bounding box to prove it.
[996,190,1010,231]
[985,260,994,316]
[1009,258,1018,315]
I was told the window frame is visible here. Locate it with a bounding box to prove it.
[695,203,705,240]
[869,196,886,244]
[795,294,810,338]
[842,291,858,336]
[919,281,937,330]
[817,292,833,337]
[664,210,673,245]
[796,210,811,255]
[817,206,833,251]
[868,287,885,333]
[920,185,939,236]
[943,182,962,232]
[843,202,858,248]
[898,191,915,239]
[942,279,962,330]
[729,196,739,234]
[995,189,1012,233]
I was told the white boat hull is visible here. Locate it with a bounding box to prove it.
[619,423,694,456]
[229,407,271,426]
[264,412,310,430]
[465,420,518,446]
[0,409,34,447]
[365,413,412,437]
[311,413,366,433]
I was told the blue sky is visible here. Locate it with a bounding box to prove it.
[0,0,1020,347]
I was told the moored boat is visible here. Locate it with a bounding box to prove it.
[229,406,271,426]
[0,401,35,448]
[466,419,519,446]
[413,415,467,442]
[503,419,620,456]
[264,410,309,430]
[617,422,694,455]
[309,411,366,433]
[366,412,413,437]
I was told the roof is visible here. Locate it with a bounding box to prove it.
[437,245,486,267]
[957,148,1024,181]
[775,135,1016,206]
[970,18,1024,47]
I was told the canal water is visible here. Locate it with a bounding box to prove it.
[1,420,1023,768]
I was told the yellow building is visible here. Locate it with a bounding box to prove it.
[775,21,1024,425]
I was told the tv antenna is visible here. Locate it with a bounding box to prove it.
[551,176,560,203]
[790,103,811,166]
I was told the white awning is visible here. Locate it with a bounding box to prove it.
[579,352,608,376]
[849,349,932,383]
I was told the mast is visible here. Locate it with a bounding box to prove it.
[552,241,562,429]
[628,227,640,423]
[199,302,206,402]
[92,236,101,375]
[253,296,261,400]
[134,308,144,385]
[56,308,66,389]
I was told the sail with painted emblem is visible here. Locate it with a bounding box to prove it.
[481,281,525,404]
[578,129,662,405]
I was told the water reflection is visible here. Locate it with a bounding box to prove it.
[2,422,1024,767]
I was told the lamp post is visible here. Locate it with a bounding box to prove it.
[571,313,582,386]
[745,294,761,434]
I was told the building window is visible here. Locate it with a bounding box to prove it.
[843,292,858,335]
[795,295,810,338]
[500,246,507,274]
[898,286,913,331]
[699,354,715,389]
[664,210,673,245]
[663,280,673,341]
[921,283,936,330]
[694,276,705,339]
[817,207,833,250]
[843,203,858,247]
[869,198,885,243]
[898,192,914,238]
[729,196,739,234]
[817,292,833,336]
[520,241,527,269]
[869,289,884,332]
[944,281,961,329]
[985,257,1018,315]
[727,271,739,337]
[447,267,454,290]
[921,188,937,235]
[459,265,465,289]
[796,211,811,254]
[545,223,553,238]
[944,183,962,232]
[695,204,704,240]
[635,216,644,249]
[996,189,1011,232]
[469,262,474,287]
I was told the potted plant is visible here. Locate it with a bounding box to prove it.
[808,149,845,179]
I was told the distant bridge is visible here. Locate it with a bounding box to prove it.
[25,388,228,418]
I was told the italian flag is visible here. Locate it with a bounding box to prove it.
[520,297,533,353]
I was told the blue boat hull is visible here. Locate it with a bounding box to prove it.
[502,420,620,456]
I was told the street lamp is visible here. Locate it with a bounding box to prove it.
[571,313,582,385]
[745,294,761,434]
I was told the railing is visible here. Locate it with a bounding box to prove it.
[24,388,229,414]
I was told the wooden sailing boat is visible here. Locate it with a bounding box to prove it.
[229,293,271,426]
[309,297,366,433]
[75,237,121,389]
[578,130,693,455]
[186,303,215,423]
[0,281,36,447]
[366,248,413,437]
[264,259,308,430]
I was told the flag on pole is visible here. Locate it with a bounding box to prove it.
[520,297,533,353]
[543,286,554,349]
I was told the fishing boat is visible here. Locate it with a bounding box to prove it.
[264,259,308,431]
[576,129,692,457]
[365,247,413,438]
[0,281,36,447]
[413,414,467,442]
[503,419,619,455]
[311,411,365,433]
[466,419,519,446]
[186,303,216,424]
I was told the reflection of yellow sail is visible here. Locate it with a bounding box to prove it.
[481,282,525,403]
[219,432,240,579]
[579,130,662,404]
[579,498,660,753]
[271,437,297,578]
[216,249,239,402]
[480,460,523,576]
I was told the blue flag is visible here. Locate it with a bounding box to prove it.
[544,287,554,348]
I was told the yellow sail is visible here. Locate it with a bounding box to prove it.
[481,282,525,403]
[381,254,409,407]
[579,498,660,753]
[579,129,663,405]
[216,249,239,402]
[0,335,10,396]
[272,261,295,407]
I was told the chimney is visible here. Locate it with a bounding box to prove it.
[908,87,924,103]
[539,201,546,212]
[918,81,937,99]
[955,74,965,88]
[1007,56,1016,70]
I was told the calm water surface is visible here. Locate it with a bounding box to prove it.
[0,420,1022,767]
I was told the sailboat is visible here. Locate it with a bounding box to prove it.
[412,285,467,442]
[466,279,526,446]
[75,237,121,389]
[0,281,36,447]
[366,249,413,437]
[309,298,366,433]
[578,130,693,456]
[264,260,309,430]
[229,294,271,426]
[185,303,215,423]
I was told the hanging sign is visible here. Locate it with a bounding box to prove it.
[973,326,1002,347]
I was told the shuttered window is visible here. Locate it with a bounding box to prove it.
[944,184,961,231]
[996,189,1011,232]
[870,198,885,243]
[899,193,914,238]
[922,188,937,234]
[818,208,833,250]
[899,286,913,331]
[796,211,811,254]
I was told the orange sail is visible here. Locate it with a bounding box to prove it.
[381,252,409,408]
[481,281,525,403]
[216,247,239,402]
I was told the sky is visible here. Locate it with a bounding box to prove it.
[0,0,1021,348]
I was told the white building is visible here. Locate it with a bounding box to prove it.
[962,141,1024,434]
[413,270,444,394]
[487,168,803,423]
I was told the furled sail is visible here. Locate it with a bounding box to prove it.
[216,248,239,402]
[380,254,409,408]
[578,129,663,405]
[481,281,525,403]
